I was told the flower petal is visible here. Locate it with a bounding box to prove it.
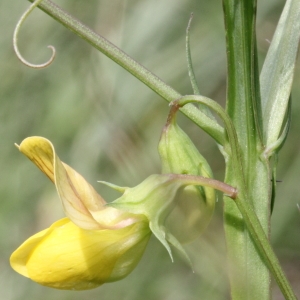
[10,218,151,290]
[18,137,106,229]
[18,137,142,230]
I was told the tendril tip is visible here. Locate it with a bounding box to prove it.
[13,0,56,69]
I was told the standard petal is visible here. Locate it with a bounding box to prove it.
[10,218,151,290]
[18,137,107,229]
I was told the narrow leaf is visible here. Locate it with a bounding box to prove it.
[260,0,300,146]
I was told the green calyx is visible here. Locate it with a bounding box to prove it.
[106,172,234,264]
[107,173,188,262]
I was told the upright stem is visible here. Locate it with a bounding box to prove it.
[175,95,297,299]
[223,0,271,298]
[232,195,297,300]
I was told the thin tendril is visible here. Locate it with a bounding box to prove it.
[186,13,200,96]
[13,0,56,69]
[185,14,215,119]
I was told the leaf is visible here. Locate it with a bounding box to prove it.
[260,0,300,146]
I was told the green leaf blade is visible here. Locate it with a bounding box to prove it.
[260,0,300,146]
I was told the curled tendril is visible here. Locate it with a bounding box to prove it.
[13,0,56,69]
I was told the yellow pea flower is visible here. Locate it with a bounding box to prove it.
[11,136,230,290]
[10,137,151,290]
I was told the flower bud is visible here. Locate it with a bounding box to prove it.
[158,105,215,243]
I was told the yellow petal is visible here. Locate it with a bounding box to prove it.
[10,218,151,290]
[18,137,107,229]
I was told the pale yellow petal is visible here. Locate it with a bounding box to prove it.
[18,137,107,229]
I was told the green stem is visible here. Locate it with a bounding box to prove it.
[25,0,225,145]
[222,0,271,298]
[232,195,297,300]
[175,96,297,300]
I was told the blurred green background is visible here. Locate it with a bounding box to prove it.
[1,0,299,299]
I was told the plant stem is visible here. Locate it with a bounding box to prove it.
[232,194,297,300]
[222,0,273,298]
[26,0,225,145]
[175,95,297,299]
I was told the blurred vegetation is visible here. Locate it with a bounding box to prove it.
[1,0,299,299]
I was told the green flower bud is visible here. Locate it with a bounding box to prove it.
[158,105,216,244]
